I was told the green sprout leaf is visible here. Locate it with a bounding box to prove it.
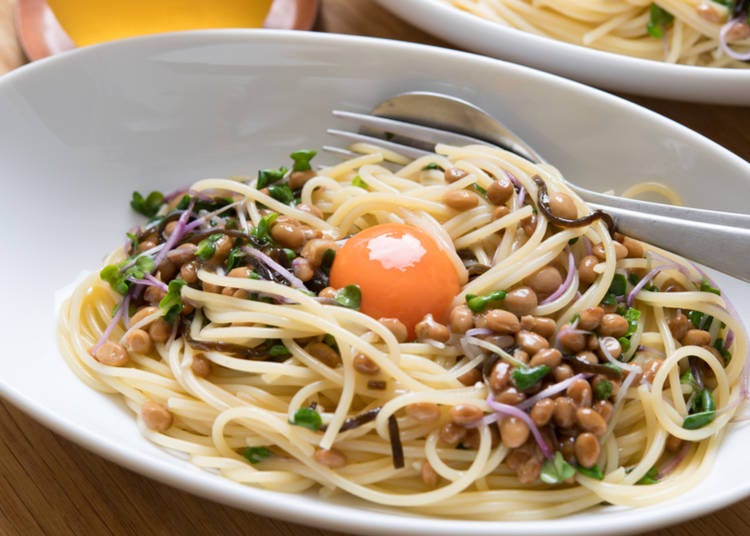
[290,407,323,431]
[269,344,291,358]
[159,279,187,323]
[323,334,338,351]
[683,388,716,430]
[712,337,732,363]
[646,3,674,38]
[512,365,551,391]
[290,150,317,172]
[699,278,721,296]
[351,175,369,189]
[268,184,295,205]
[623,307,641,337]
[100,264,129,295]
[335,285,362,310]
[225,247,245,271]
[257,166,288,189]
[608,273,627,297]
[126,232,139,253]
[250,213,278,245]
[637,466,659,485]
[422,163,443,171]
[196,233,223,261]
[243,446,272,464]
[540,452,576,484]
[602,363,623,377]
[320,248,336,276]
[465,290,507,313]
[577,465,604,480]
[100,255,156,295]
[594,380,613,401]
[130,191,164,218]
[471,183,487,196]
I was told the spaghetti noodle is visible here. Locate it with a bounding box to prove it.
[446,0,750,67]
[58,144,748,519]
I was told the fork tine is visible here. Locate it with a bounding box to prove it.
[332,110,486,150]
[326,128,430,160]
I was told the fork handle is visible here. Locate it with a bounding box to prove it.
[589,203,750,282]
[577,188,750,229]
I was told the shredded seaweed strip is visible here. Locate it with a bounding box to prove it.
[324,407,382,432]
[563,354,622,380]
[182,320,274,359]
[388,414,405,469]
[534,176,614,234]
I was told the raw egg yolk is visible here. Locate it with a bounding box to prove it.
[329,223,461,339]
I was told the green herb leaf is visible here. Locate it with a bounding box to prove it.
[594,380,613,401]
[159,279,187,323]
[465,290,507,313]
[250,213,278,245]
[290,407,322,430]
[647,3,674,38]
[351,175,369,189]
[568,237,579,246]
[512,365,551,391]
[243,446,272,464]
[637,466,659,485]
[540,452,576,484]
[335,285,362,310]
[699,278,721,296]
[268,184,295,205]
[602,294,618,306]
[196,233,223,261]
[290,150,317,172]
[422,163,443,171]
[257,167,288,189]
[130,191,164,217]
[577,465,604,480]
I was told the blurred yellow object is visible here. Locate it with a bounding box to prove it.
[46,0,275,46]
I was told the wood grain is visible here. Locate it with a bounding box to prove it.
[1,0,748,535]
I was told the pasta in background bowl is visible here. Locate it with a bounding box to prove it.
[1,30,750,535]
[376,0,750,104]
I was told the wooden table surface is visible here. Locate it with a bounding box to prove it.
[1,0,748,534]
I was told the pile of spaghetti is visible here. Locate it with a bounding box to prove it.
[58,143,748,519]
[446,0,750,67]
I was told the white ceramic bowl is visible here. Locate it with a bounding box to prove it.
[376,0,750,105]
[0,31,748,536]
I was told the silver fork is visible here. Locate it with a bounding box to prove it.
[326,92,750,282]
